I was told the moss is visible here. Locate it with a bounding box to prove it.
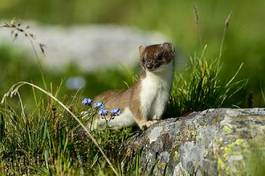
[173,149,180,163]
[245,140,265,175]
[178,124,197,142]
[217,158,226,174]
[157,162,167,171]
[223,125,233,134]
[217,138,248,175]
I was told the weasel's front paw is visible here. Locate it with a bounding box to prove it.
[141,120,158,130]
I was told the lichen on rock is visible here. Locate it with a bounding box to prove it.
[122,108,265,175]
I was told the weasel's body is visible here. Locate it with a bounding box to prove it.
[93,43,175,130]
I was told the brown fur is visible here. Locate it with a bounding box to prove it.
[94,76,145,125]
[94,42,175,129]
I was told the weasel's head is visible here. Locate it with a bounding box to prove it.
[139,42,175,72]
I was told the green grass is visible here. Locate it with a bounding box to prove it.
[0,2,264,173]
[0,45,136,101]
[0,45,140,175]
[0,82,136,175]
[166,46,247,117]
[0,20,259,175]
[0,18,249,173]
[0,42,248,175]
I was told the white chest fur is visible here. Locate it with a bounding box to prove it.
[140,63,173,120]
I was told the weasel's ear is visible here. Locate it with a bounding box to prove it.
[139,45,145,58]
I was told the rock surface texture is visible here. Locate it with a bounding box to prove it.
[123,108,265,176]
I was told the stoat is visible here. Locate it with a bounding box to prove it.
[93,42,176,130]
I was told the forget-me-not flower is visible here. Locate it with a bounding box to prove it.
[94,102,104,109]
[82,98,93,105]
[111,108,121,116]
[98,109,108,117]
[81,97,122,121]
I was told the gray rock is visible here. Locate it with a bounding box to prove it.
[0,21,168,71]
[122,108,265,175]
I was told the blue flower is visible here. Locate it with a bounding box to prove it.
[111,108,121,116]
[94,102,104,109]
[98,109,108,117]
[82,98,93,105]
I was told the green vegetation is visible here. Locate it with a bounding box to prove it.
[0,0,265,175]
[0,44,135,100]
[0,83,135,175]
[1,0,265,105]
[167,46,247,117]
[246,139,265,176]
[0,43,247,175]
